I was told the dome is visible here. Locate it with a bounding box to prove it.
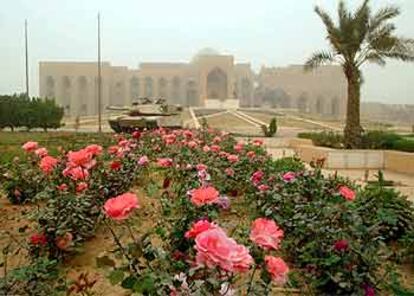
[192,48,221,62]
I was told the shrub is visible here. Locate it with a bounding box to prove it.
[272,156,305,173]
[0,156,47,204]
[298,131,344,149]
[0,258,64,296]
[261,117,277,137]
[355,172,414,242]
[250,170,388,294]
[392,138,414,153]
[361,130,401,150]
[299,130,414,152]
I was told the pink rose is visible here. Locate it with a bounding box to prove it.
[157,158,173,167]
[76,182,88,193]
[108,145,119,155]
[195,228,253,273]
[234,144,243,153]
[257,184,270,192]
[163,134,176,145]
[39,156,58,174]
[251,171,264,186]
[57,183,68,191]
[63,166,89,181]
[227,154,239,163]
[35,147,48,158]
[250,218,284,250]
[265,256,289,285]
[118,139,130,147]
[187,141,198,149]
[253,139,264,146]
[210,145,221,152]
[196,164,207,171]
[67,149,95,169]
[185,220,217,239]
[104,192,140,220]
[246,151,256,159]
[212,136,222,144]
[282,172,296,183]
[138,155,149,166]
[339,186,356,201]
[190,186,220,207]
[203,145,211,153]
[22,141,38,152]
[225,168,234,177]
[85,144,103,156]
[55,232,73,250]
[219,151,229,158]
[183,130,193,139]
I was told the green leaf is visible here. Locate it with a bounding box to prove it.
[108,270,124,285]
[133,275,155,293]
[145,182,159,198]
[121,275,138,290]
[96,255,116,268]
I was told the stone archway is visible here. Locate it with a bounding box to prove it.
[315,95,325,115]
[46,76,55,98]
[62,76,71,114]
[78,76,88,115]
[297,92,309,113]
[130,77,140,102]
[186,80,198,106]
[331,97,340,117]
[207,68,227,101]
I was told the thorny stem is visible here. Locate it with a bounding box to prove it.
[103,219,139,274]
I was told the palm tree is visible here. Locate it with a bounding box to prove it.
[305,0,414,148]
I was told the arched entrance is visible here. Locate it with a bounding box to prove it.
[297,92,309,113]
[207,68,227,101]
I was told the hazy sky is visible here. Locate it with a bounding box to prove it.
[1,0,413,104]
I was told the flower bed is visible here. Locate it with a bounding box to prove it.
[1,128,414,295]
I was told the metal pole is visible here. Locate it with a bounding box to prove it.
[97,13,102,132]
[25,19,29,98]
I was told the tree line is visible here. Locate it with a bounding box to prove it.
[0,94,64,131]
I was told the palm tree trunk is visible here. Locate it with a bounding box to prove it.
[344,67,364,148]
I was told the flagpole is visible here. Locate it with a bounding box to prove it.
[25,19,30,98]
[97,13,102,133]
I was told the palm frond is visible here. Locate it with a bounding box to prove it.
[351,0,370,53]
[382,38,414,61]
[304,51,335,71]
[315,5,336,33]
[370,6,400,33]
[338,1,349,30]
[364,52,386,66]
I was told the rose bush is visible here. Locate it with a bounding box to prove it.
[2,127,413,295]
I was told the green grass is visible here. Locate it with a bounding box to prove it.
[0,131,114,164]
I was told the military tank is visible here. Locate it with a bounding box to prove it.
[107,98,184,133]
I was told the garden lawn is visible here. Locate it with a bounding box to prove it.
[0,131,114,165]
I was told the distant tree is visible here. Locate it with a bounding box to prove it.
[35,98,64,131]
[0,95,63,131]
[305,0,414,148]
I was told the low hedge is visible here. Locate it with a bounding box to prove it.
[298,130,414,152]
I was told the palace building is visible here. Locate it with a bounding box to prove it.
[39,49,347,117]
